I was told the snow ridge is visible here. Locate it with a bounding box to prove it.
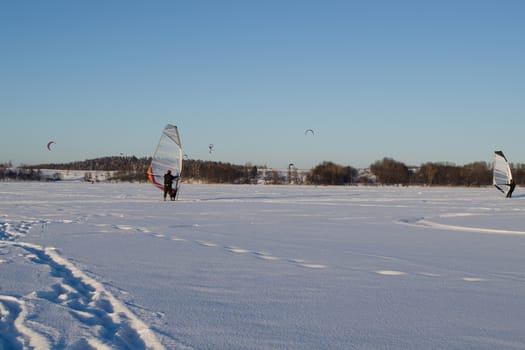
[0,295,50,350]
[398,216,525,235]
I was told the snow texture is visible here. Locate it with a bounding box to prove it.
[1,182,525,349]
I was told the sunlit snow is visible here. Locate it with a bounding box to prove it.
[1,182,525,349]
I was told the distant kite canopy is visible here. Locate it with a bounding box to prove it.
[209,144,214,154]
[47,141,56,151]
[305,129,314,136]
[147,124,183,193]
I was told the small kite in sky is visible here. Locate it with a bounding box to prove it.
[47,141,56,151]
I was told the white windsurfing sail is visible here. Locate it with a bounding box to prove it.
[148,124,183,196]
[493,150,512,194]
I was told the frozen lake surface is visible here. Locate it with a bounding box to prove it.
[1,182,525,349]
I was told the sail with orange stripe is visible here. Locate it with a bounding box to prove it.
[148,124,183,196]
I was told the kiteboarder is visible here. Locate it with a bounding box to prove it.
[163,170,179,201]
[506,178,516,198]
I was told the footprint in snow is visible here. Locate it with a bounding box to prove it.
[462,277,488,282]
[253,252,280,261]
[375,270,407,276]
[196,240,217,247]
[226,246,250,254]
[418,272,441,277]
[290,259,328,269]
[112,225,134,231]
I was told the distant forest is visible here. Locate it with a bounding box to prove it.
[2,156,525,186]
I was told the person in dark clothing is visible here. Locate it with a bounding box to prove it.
[164,170,179,201]
[506,178,516,198]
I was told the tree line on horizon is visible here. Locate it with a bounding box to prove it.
[2,156,525,186]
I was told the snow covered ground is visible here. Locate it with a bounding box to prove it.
[1,182,525,349]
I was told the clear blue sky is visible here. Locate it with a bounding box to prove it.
[1,1,524,169]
